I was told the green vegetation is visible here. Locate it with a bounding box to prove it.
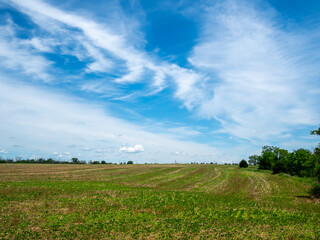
[0,157,86,164]
[0,158,115,165]
[311,126,320,136]
[248,126,320,179]
[247,126,320,199]
[250,146,319,178]
[309,126,320,198]
[239,159,248,168]
[248,155,258,166]
[0,164,319,239]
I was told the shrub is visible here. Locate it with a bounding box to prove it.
[239,159,248,168]
[272,160,286,174]
[309,184,320,199]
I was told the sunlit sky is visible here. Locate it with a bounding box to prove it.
[0,0,319,163]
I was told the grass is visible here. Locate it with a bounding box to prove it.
[0,164,319,239]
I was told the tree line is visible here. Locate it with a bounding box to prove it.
[248,146,319,178]
[0,157,86,164]
[0,157,135,165]
[246,126,320,198]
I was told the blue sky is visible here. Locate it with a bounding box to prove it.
[0,0,319,163]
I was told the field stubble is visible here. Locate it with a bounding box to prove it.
[0,164,319,239]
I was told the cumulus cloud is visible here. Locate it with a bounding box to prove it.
[119,144,144,153]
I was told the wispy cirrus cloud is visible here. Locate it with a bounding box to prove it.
[1,0,319,162]
[182,0,320,141]
[4,0,203,97]
[0,22,52,81]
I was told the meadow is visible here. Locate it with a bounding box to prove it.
[0,164,319,239]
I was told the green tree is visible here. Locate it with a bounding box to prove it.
[314,144,320,157]
[248,155,258,165]
[272,148,289,174]
[310,126,320,181]
[127,160,133,164]
[310,126,320,198]
[310,126,320,135]
[258,146,276,170]
[287,149,314,177]
[239,159,248,168]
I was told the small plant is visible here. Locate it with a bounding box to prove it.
[0,164,319,238]
[239,159,248,168]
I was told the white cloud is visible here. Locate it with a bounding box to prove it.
[0,24,52,81]
[119,144,144,153]
[81,40,113,73]
[96,148,108,153]
[0,79,234,162]
[24,37,53,52]
[185,0,320,141]
[0,149,8,154]
[167,126,202,136]
[6,0,144,80]
[2,0,316,161]
[5,0,202,96]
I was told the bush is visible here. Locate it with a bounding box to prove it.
[127,161,133,164]
[309,184,320,199]
[239,159,248,168]
[272,160,286,174]
[316,166,320,182]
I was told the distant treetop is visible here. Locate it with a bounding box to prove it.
[311,126,320,135]
[239,159,248,168]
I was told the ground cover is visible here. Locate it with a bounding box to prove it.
[0,164,319,239]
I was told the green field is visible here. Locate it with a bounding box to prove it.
[0,164,319,239]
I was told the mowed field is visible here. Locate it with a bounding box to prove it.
[0,164,319,239]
